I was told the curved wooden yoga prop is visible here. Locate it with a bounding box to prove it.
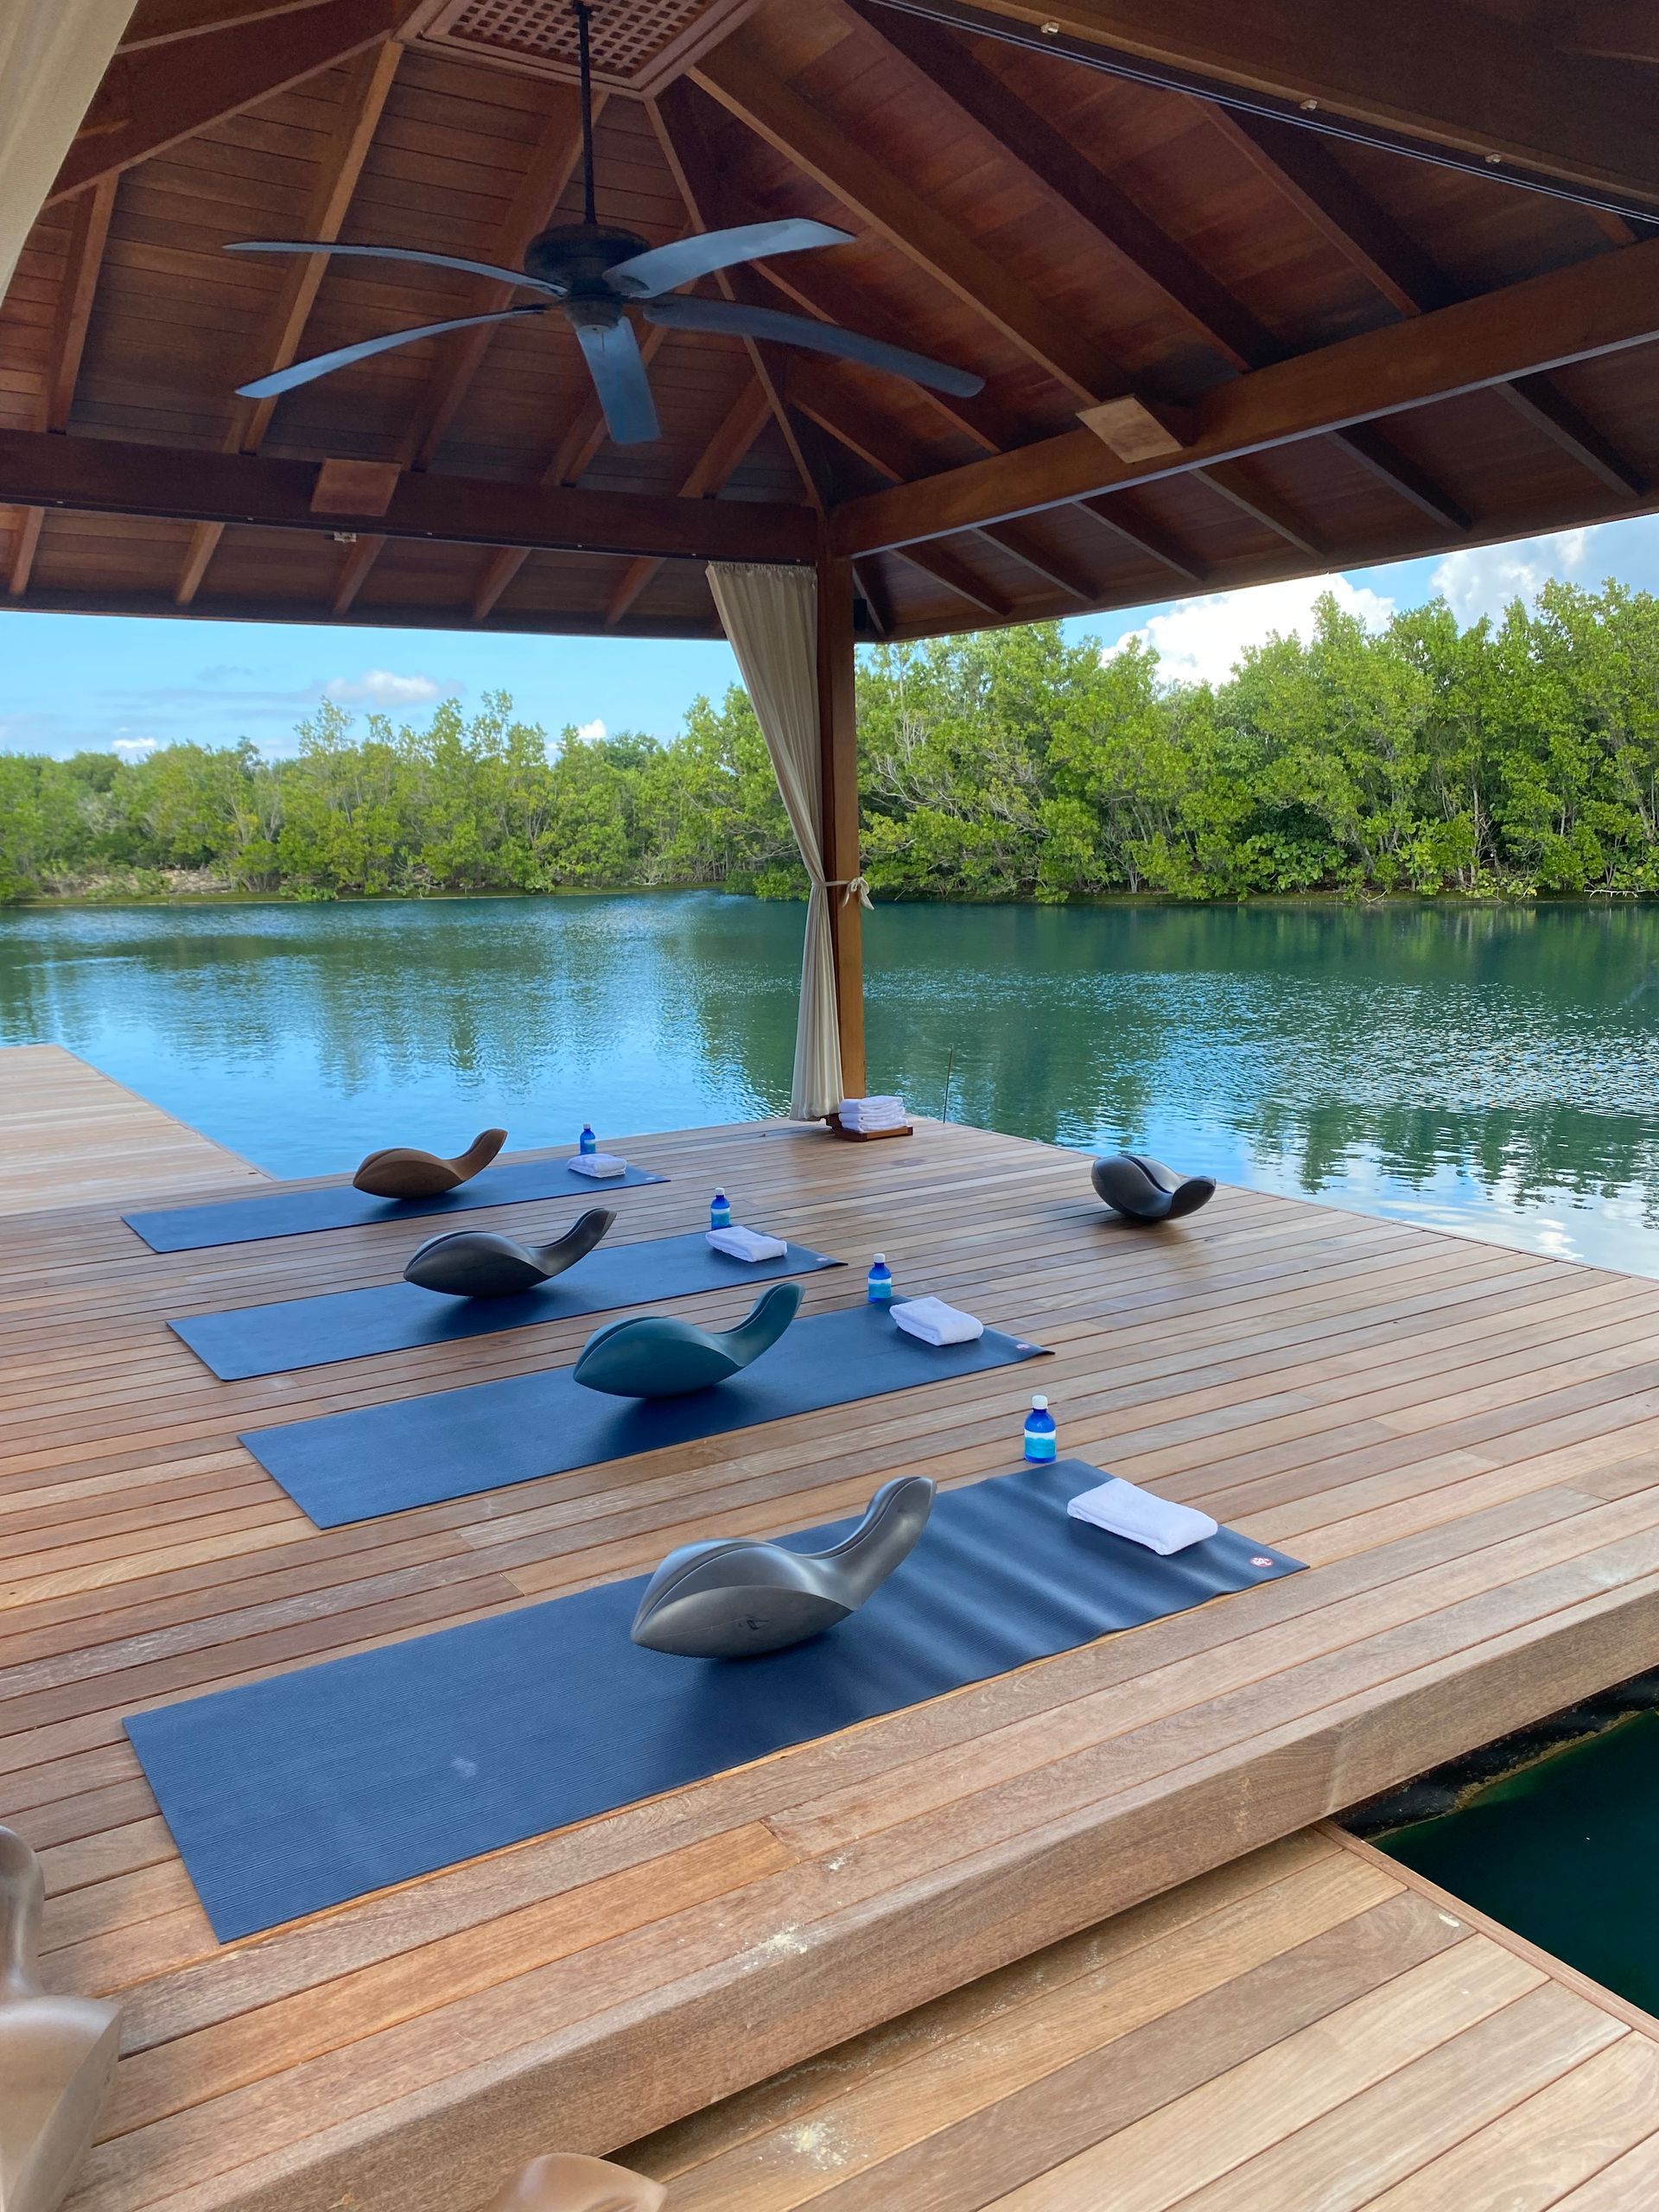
[353,1128,507,1199]
[484,2153,665,2212]
[404,1208,616,1297]
[1090,1153,1216,1224]
[573,1281,803,1399]
[0,1827,122,2212]
[632,1473,936,1657]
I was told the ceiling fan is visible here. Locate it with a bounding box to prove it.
[225,2,983,444]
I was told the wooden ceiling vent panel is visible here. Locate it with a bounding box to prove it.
[414,0,756,94]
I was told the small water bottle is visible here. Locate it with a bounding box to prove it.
[579,1122,596,1156]
[1024,1393,1057,1463]
[868,1251,893,1305]
[710,1187,731,1230]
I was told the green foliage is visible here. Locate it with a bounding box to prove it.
[4,582,1659,904]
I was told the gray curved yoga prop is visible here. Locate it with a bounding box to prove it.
[1091,1152,1216,1224]
[403,1208,616,1298]
[573,1279,803,1398]
[353,1127,506,1199]
[631,1473,937,1657]
[484,2153,664,2212]
[0,1827,122,2212]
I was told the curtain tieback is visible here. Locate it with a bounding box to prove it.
[828,874,874,909]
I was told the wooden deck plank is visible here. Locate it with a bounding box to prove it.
[0,1046,1656,2212]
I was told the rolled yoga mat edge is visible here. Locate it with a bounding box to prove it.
[170,1235,846,1381]
[238,1302,1051,1527]
[124,1154,669,1253]
[125,1457,1306,1941]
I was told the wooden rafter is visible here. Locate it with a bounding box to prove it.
[690,33,1121,404]
[118,1,345,48]
[469,323,672,624]
[849,0,1278,372]
[176,38,399,607]
[914,0,1659,213]
[50,0,413,202]
[647,88,825,512]
[10,168,119,601]
[1195,460,1328,557]
[830,231,1659,554]
[1077,494,1210,583]
[331,82,594,614]
[0,426,817,563]
[1502,375,1650,499]
[897,538,1014,619]
[1332,423,1469,531]
[604,378,773,626]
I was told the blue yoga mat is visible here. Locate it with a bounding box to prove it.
[127,1457,1305,1939]
[240,1304,1049,1527]
[170,1235,845,1381]
[124,1155,668,1253]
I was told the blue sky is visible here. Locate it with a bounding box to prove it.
[4,514,1659,760]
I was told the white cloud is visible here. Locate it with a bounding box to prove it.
[1103,572,1395,687]
[111,735,156,761]
[1429,529,1590,625]
[575,716,607,741]
[321,670,454,707]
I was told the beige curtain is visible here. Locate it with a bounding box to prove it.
[707,559,854,1121]
[0,0,138,302]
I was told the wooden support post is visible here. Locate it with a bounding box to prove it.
[817,543,865,1103]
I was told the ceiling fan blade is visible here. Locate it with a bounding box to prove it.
[641,295,984,397]
[236,308,545,400]
[573,315,661,446]
[226,241,565,296]
[605,219,854,300]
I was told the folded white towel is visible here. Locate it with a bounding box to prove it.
[707,1224,788,1262]
[842,1095,903,1113]
[839,1095,907,1127]
[1067,1477,1217,1556]
[569,1151,627,1179]
[892,1295,984,1346]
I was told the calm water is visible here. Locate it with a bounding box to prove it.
[2,893,1658,1274]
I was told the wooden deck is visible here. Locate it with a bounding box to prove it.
[7,1047,1659,2211]
[0,1046,264,1213]
[621,1824,1659,2211]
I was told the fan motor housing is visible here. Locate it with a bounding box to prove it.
[524,222,649,295]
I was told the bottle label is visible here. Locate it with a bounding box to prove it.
[1024,1431,1057,1463]
[868,1280,893,1304]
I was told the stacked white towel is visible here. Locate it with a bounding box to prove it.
[707,1224,788,1262]
[1067,1476,1217,1556]
[893,1295,984,1346]
[839,1094,909,1131]
[569,1151,627,1179]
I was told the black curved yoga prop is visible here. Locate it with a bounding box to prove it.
[573,1280,803,1398]
[1090,1153,1217,1224]
[353,1128,506,1199]
[632,1474,937,1658]
[402,1208,616,1298]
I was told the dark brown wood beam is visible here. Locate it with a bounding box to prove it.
[605,379,774,626]
[0,428,817,564]
[118,1,342,49]
[830,231,1659,554]
[1202,107,1453,317]
[1501,375,1650,499]
[849,0,1278,372]
[5,509,45,601]
[1562,4,1659,65]
[1077,495,1210,584]
[690,34,1122,403]
[51,0,412,202]
[894,540,1016,618]
[1331,423,1470,531]
[176,39,398,607]
[894,0,1659,213]
[336,83,594,613]
[1195,461,1329,557]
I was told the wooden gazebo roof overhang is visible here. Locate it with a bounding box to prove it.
[5,0,1659,650]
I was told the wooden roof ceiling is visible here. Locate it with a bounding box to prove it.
[3,0,1659,643]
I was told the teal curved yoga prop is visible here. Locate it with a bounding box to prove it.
[631,1474,937,1657]
[402,1208,615,1298]
[573,1280,803,1398]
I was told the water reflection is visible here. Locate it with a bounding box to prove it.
[2,893,1656,1274]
